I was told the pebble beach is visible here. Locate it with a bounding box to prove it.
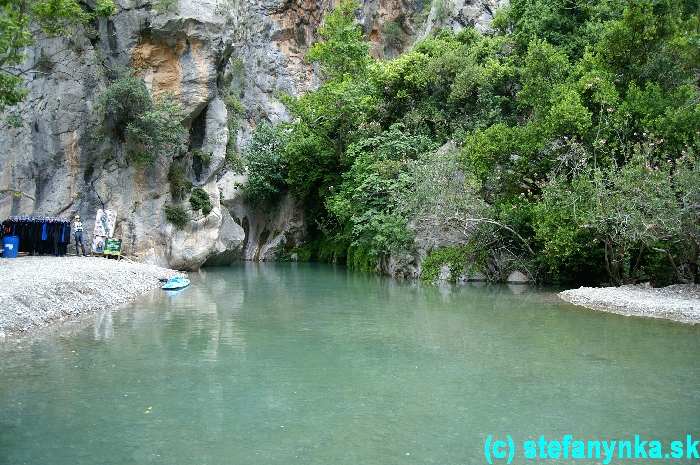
[560,283,700,324]
[0,256,180,338]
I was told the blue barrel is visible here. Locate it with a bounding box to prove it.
[2,235,19,258]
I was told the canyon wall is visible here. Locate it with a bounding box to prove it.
[0,0,502,269]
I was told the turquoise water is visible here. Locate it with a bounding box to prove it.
[1,263,699,465]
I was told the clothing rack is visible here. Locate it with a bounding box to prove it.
[2,216,72,256]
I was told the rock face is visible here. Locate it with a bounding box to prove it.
[418,0,507,39]
[0,0,504,270]
[506,270,529,284]
[217,172,305,262]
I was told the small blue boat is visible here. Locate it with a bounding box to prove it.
[162,276,190,290]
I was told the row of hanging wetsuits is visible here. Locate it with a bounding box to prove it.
[1,216,72,256]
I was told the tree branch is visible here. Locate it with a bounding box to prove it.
[461,217,535,255]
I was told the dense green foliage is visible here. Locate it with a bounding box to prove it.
[306,0,371,79]
[421,246,471,283]
[0,0,115,109]
[164,204,189,230]
[191,149,212,167]
[124,94,188,164]
[223,91,245,173]
[242,123,289,206]
[189,187,213,216]
[244,0,699,283]
[98,75,188,165]
[168,162,192,200]
[99,75,152,138]
[326,124,436,259]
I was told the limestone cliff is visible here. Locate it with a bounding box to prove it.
[0,0,502,270]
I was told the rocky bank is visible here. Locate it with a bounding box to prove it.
[0,256,180,337]
[560,284,700,324]
[0,0,503,272]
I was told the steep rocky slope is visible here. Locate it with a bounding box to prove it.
[0,0,502,270]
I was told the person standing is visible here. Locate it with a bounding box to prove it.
[73,214,87,256]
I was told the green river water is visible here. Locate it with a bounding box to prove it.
[1,263,699,465]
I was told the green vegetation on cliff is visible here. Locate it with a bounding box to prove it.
[247,0,699,285]
[189,187,213,216]
[97,74,188,165]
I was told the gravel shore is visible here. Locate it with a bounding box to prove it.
[0,256,180,338]
[560,283,700,324]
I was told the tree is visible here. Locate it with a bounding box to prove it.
[99,74,152,139]
[674,153,700,282]
[326,124,436,259]
[242,123,289,206]
[0,0,116,109]
[306,0,370,79]
[125,93,188,164]
[401,143,488,245]
[235,0,699,285]
[97,75,188,165]
[535,146,683,285]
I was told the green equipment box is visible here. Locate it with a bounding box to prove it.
[103,238,122,257]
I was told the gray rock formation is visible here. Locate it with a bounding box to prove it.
[419,0,507,39]
[506,270,529,284]
[0,0,504,271]
[217,172,305,262]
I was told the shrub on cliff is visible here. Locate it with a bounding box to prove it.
[94,0,117,17]
[189,188,213,216]
[306,0,370,79]
[124,93,188,163]
[164,204,189,230]
[98,75,152,139]
[98,76,188,164]
[168,162,192,200]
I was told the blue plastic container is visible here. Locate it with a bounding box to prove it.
[2,235,19,258]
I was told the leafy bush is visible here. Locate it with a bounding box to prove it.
[98,75,188,164]
[283,124,336,201]
[326,125,435,260]
[223,92,246,173]
[99,75,152,139]
[128,151,155,166]
[421,246,471,282]
[124,93,188,162]
[94,0,117,17]
[306,0,370,79]
[532,174,603,283]
[243,123,289,206]
[402,144,489,243]
[189,187,213,215]
[535,146,683,284]
[225,149,245,173]
[168,162,192,200]
[223,92,245,117]
[675,153,700,283]
[346,244,377,272]
[164,204,189,229]
[191,149,212,166]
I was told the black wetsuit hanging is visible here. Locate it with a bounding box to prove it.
[1,216,71,256]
